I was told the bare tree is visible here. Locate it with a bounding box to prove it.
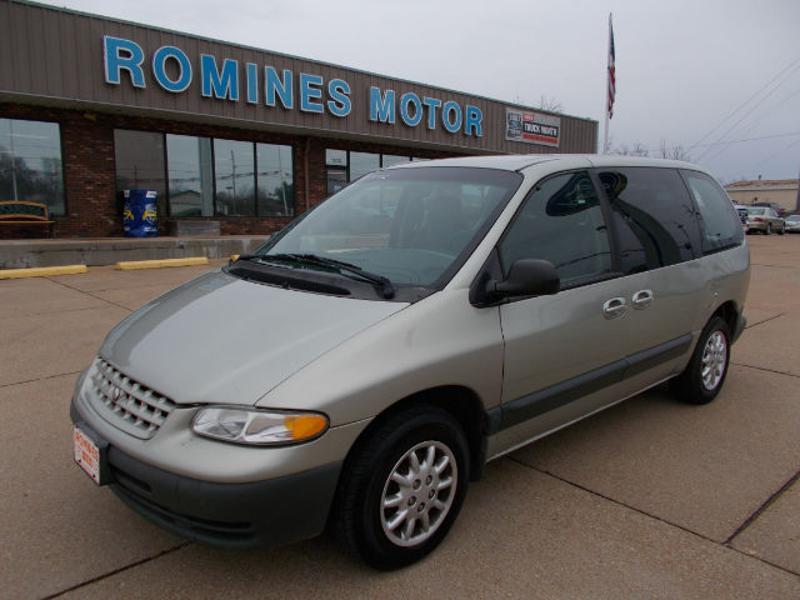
[536,95,563,113]
[658,139,692,161]
[611,141,649,156]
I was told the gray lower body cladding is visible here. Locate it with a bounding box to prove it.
[71,400,342,548]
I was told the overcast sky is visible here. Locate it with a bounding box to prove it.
[41,0,800,183]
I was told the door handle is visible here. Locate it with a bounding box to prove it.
[602,297,627,319]
[632,289,654,310]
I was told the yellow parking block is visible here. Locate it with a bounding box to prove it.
[231,254,240,262]
[0,264,88,280]
[115,257,209,270]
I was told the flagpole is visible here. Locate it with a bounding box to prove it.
[603,13,612,154]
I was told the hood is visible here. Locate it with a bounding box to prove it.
[100,270,407,406]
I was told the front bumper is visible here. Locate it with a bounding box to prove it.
[71,400,342,548]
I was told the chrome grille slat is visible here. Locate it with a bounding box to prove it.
[86,357,176,439]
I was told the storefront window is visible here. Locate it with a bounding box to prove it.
[256,143,294,216]
[349,152,380,180]
[0,118,65,215]
[114,129,166,216]
[382,154,411,167]
[325,150,414,197]
[166,134,213,217]
[325,149,347,168]
[214,139,255,216]
[327,170,348,196]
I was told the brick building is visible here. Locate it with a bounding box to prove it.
[0,0,598,239]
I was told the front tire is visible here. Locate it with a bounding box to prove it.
[333,405,470,570]
[672,316,731,405]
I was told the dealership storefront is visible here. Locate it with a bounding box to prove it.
[0,0,598,238]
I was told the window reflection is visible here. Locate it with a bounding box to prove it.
[349,152,380,180]
[256,144,293,216]
[500,172,612,287]
[0,118,65,215]
[324,150,413,198]
[114,129,166,217]
[382,154,411,168]
[214,139,255,216]
[167,134,213,217]
[598,168,700,270]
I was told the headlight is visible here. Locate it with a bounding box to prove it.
[192,407,329,446]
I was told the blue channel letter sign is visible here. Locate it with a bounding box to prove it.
[103,35,484,138]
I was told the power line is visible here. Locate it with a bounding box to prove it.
[688,55,800,153]
[752,136,800,170]
[615,131,800,156]
[700,85,800,163]
[696,63,800,161]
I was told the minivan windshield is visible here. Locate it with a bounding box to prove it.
[253,167,522,289]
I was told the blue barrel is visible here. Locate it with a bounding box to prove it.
[123,189,158,237]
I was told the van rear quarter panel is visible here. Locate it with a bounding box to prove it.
[694,242,751,334]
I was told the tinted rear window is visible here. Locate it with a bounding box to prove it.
[680,170,744,253]
[597,167,701,273]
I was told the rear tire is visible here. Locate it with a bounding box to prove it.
[332,405,470,570]
[671,316,731,405]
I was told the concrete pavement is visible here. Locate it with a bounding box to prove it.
[0,238,798,598]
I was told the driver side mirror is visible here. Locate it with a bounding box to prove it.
[487,258,560,301]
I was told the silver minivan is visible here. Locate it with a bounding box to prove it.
[71,155,749,569]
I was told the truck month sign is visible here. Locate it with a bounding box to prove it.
[505,108,561,147]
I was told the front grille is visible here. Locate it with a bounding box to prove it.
[87,358,176,439]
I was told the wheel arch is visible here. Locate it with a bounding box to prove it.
[340,385,490,485]
[711,299,741,339]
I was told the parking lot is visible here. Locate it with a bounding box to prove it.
[1,235,799,599]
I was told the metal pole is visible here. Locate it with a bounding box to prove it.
[8,121,18,199]
[278,148,288,214]
[230,149,237,209]
[304,138,310,211]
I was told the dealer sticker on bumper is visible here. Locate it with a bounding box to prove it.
[73,425,103,484]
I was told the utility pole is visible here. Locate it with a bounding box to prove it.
[795,164,800,212]
[8,121,18,199]
[230,150,237,207]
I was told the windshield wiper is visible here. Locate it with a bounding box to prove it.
[234,253,395,299]
[288,254,395,299]
[231,253,296,265]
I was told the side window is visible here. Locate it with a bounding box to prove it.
[681,170,744,253]
[597,167,701,272]
[499,171,613,289]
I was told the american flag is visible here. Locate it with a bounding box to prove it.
[607,14,616,119]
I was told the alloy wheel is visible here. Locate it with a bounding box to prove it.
[701,330,727,391]
[380,440,457,548]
